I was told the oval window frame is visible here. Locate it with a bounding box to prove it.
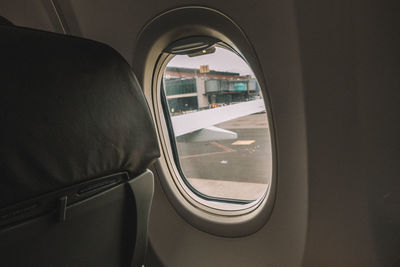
[133,6,277,237]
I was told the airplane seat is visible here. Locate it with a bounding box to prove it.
[0,24,160,267]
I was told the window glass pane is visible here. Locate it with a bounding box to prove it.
[163,46,272,202]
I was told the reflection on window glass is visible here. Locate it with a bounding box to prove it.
[163,46,272,202]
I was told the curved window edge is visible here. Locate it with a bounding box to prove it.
[132,6,277,237]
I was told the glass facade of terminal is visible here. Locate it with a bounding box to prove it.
[165,78,196,96]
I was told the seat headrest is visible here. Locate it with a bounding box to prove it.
[0,25,160,208]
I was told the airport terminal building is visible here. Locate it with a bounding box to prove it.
[164,67,261,114]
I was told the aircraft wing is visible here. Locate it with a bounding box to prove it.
[171,99,265,141]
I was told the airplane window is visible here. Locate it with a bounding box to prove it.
[162,45,272,204]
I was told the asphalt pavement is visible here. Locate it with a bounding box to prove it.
[175,113,272,201]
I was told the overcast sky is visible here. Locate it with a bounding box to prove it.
[168,47,255,77]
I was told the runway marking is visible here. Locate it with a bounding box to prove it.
[210,141,235,152]
[232,140,255,145]
[180,150,233,159]
[180,141,236,159]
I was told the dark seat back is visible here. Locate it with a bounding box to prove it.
[0,25,160,267]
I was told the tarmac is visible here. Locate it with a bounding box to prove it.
[175,113,272,201]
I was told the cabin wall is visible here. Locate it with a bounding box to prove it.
[0,1,398,266]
